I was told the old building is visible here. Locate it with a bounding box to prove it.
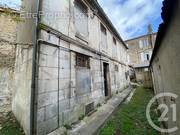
[125,28,156,87]
[151,0,180,134]
[12,0,130,134]
[0,7,19,116]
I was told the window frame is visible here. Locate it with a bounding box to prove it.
[100,23,108,51]
[74,0,89,38]
[76,53,90,69]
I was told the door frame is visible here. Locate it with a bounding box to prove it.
[103,62,111,100]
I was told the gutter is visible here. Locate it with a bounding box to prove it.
[30,0,41,134]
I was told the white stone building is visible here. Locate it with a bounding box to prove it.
[12,0,130,134]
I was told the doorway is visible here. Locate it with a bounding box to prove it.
[103,62,111,99]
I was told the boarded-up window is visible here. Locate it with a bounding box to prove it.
[100,23,107,50]
[74,0,88,37]
[113,37,117,58]
[76,53,91,95]
[125,71,129,80]
[76,53,90,68]
[76,68,91,95]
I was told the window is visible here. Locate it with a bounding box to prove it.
[140,52,144,62]
[139,40,143,48]
[100,23,107,50]
[76,53,90,68]
[146,54,150,61]
[125,72,129,80]
[144,68,149,71]
[74,0,88,37]
[113,37,116,45]
[141,52,150,62]
[113,37,117,58]
[143,39,149,48]
[115,65,119,72]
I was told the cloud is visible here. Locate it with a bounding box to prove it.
[0,0,21,9]
[98,0,163,40]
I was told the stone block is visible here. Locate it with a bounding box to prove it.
[40,44,59,56]
[39,53,58,68]
[38,91,58,108]
[63,105,83,125]
[58,112,64,127]
[38,67,58,80]
[38,79,58,94]
[45,116,58,134]
[45,103,58,120]
[37,121,46,135]
[59,99,70,113]
[59,79,70,90]
[59,69,70,79]
[59,59,70,69]
[59,50,70,60]
[37,107,45,123]
[59,90,65,101]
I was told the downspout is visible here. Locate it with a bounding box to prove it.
[30,0,41,134]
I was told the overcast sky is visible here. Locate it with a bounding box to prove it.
[0,0,163,40]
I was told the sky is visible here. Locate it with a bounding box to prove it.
[0,0,164,40]
[98,0,164,40]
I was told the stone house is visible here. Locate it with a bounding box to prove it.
[125,29,156,88]
[12,0,130,135]
[150,0,180,134]
[0,7,19,116]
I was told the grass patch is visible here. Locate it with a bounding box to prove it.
[99,87,160,135]
[0,112,25,135]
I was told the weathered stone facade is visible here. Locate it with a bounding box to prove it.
[12,0,130,135]
[151,0,180,134]
[125,31,156,87]
[0,7,18,115]
[126,32,156,66]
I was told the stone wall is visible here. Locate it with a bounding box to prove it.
[135,68,153,88]
[151,3,180,135]
[36,38,129,134]
[0,9,18,116]
[126,33,156,66]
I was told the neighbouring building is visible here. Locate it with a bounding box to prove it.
[150,0,180,134]
[12,0,130,134]
[125,27,156,88]
[0,7,19,116]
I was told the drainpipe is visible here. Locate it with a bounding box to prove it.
[30,0,41,134]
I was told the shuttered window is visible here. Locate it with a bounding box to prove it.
[113,37,117,58]
[74,0,88,37]
[100,23,107,50]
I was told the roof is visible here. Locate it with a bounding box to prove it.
[150,0,178,65]
[86,0,128,49]
[125,33,157,42]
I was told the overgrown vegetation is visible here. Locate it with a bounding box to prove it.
[99,87,160,135]
[0,112,25,135]
[78,114,85,121]
[64,124,72,130]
